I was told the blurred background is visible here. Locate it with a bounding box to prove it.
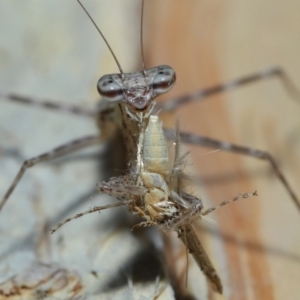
[145,1,300,299]
[0,1,300,299]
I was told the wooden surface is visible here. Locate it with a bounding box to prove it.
[1,1,300,300]
[145,1,300,299]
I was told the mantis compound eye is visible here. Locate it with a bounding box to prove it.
[152,65,176,95]
[97,74,124,102]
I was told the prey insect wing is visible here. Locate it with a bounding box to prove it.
[178,224,222,294]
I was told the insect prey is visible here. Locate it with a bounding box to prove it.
[51,112,258,294]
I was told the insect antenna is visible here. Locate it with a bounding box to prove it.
[201,191,258,217]
[140,0,146,72]
[77,0,124,76]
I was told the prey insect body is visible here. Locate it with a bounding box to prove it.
[96,114,180,226]
[97,115,197,229]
